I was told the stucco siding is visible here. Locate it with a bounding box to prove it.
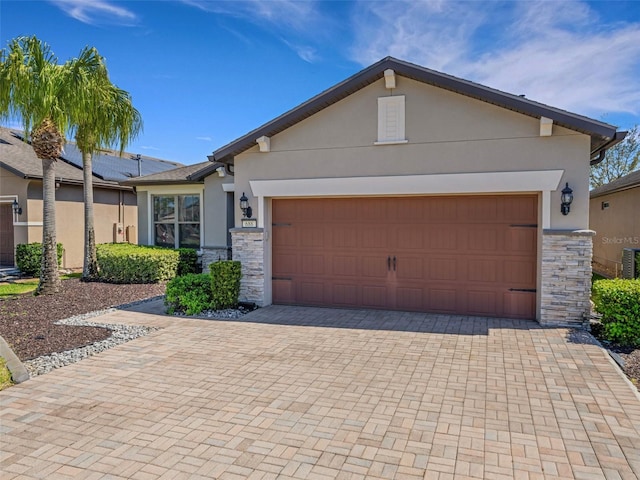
[234,77,591,231]
[203,174,233,249]
[590,187,640,274]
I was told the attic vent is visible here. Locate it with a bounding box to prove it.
[375,95,407,145]
[622,248,640,279]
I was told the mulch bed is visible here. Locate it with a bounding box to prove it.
[0,278,165,361]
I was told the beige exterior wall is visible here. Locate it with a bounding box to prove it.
[233,77,591,230]
[226,73,594,321]
[1,168,137,269]
[590,187,640,275]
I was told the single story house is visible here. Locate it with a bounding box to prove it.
[137,57,625,326]
[121,161,233,266]
[590,169,640,277]
[0,127,182,268]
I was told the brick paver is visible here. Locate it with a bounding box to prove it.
[1,305,639,479]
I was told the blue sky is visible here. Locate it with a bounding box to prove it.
[2,0,639,165]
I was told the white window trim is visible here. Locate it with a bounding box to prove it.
[149,192,203,249]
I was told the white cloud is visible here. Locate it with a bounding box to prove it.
[196,136,212,141]
[140,145,160,151]
[49,0,137,25]
[348,0,640,119]
[180,0,325,62]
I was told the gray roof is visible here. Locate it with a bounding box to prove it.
[0,128,126,189]
[60,142,183,181]
[590,169,640,198]
[120,161,213,185]
[209,57,623,165]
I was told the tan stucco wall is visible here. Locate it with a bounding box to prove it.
[590,187,640,273]
[1,170,137,269]
[233,76,591,230]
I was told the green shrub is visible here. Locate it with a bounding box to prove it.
[96,243,180,283]
[165,273,212,315]
[15,243,63,277]
[592,278,640,346]
[211,260,241,309]
[177,248,200,276]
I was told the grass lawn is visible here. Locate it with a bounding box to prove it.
[0,357,13,391]
[0,273,81,299]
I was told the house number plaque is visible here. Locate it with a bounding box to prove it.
[241,218,258,228]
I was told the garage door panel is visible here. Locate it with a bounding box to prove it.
[273,279,294,304]
[360,227,390,249]
[504,259,536,285]
[332,284,359,306]
[273,253,297,275]
[332,256,358,276]
[298,282,326,304]
[301,254,325,275]
[361,256,388,279]
[428,288,459,312]
[331,226,359,248]
[362,285,389,308]
[428,226,459,251]
[506,228,537,253]
[428,257,457,281]
[467,259,499,283]
[397,287,424,311]
[396,256,424,280]
[503,291,536,319]
[272,195,537,319]
[467,290,498,316]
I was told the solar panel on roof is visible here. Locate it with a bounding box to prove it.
[61,143,181,181]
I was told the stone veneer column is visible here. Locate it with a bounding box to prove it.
[200,246,231,273]
[540,229,594,328]
[230,228,265,306]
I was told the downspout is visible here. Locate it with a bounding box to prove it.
[590,131,627,166]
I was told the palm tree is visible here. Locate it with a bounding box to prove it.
[0,36,69,294]
[64,47,142,280]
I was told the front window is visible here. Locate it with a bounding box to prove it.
[153,194,200,248]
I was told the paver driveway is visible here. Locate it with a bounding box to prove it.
[1,305,639,480]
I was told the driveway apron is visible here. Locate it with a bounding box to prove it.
[1,305,639,480]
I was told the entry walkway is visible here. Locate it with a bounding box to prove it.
[1,305,639,479]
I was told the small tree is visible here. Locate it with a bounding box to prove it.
[591,125,640,189]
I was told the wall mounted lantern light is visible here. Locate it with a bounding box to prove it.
[240,192,257,228]
[12,199,22,216]
[560,182,573,215]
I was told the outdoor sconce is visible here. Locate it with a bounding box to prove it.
[240,192,257,228]
[12,199,22,216]
[560,182,573,215]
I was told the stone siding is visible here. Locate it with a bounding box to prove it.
[540,230,594,328]
[230,228,265,305]
[201,246,231,272]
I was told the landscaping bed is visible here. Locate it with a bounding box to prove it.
[0,278,164,361]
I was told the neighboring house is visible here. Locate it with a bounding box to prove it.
[134,57,625,326]
[0,127,182,269]
[590,169,640,277]
[121,161,234,266]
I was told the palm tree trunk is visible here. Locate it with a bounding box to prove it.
[36,157,61,294]
[82,151,98,280]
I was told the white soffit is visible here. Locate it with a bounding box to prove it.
[250,170,564,197]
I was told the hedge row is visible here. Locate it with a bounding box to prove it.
[592,278,640,346]
[15,243,64,276]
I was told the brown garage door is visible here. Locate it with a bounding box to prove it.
[0,204,15,266]
[272,195,537,319]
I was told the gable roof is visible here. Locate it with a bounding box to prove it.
[209,57,624,165]
[590,169,640,198]
[0,128,127,189]
[120,161,213,185]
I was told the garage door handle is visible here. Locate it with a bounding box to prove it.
[393,256,397,271]
[387,256,391,271]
